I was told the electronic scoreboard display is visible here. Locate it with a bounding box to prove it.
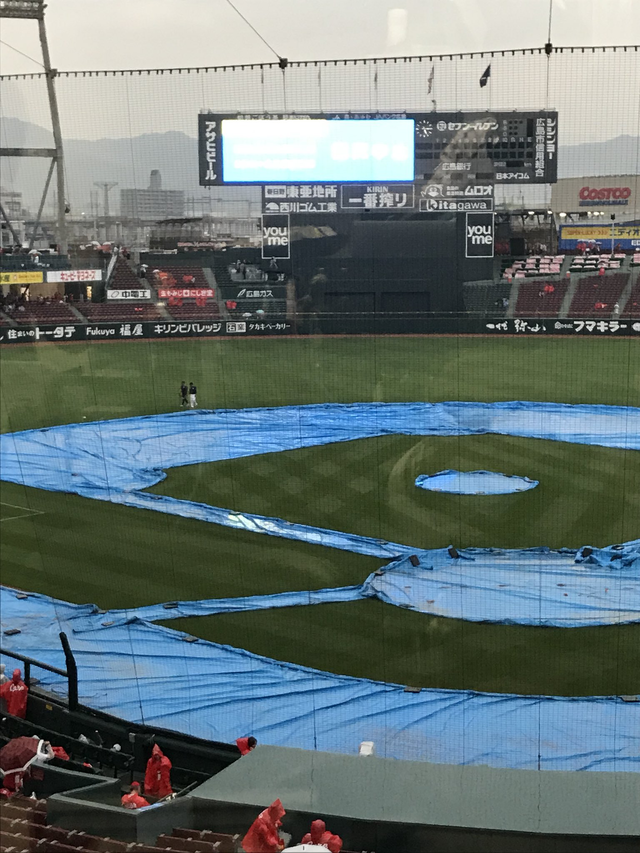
[199,111,558,188]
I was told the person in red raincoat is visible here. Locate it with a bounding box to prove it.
[144,744,172,798]
[236,736,257,756]
[241,798,285,853]
[121,781,150,809]
[300,819,342,850]
[0,669,28,718]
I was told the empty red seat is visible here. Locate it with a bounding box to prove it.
[514,280,568,317]
[567,273,628,316]
[157,835,218,852]
[198,833,238,853]
[128,846,172,853]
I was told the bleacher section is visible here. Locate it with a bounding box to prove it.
[567,273,629,316]
[164,304,220,321]
[79,303,163,322]
[622,278,640,319]
[0,255,72,272]
[0,796,365,853]
[569,253,625,274]
[109,258,142,290]
[514,280,569,317]
[503,255,564,280]
[12,302,78,326]
[152,268,211,292]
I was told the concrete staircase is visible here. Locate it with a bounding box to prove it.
[559,276,580,318]
[506,278,521,318]
[616,268,638,318]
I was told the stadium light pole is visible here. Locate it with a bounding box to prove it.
[0,0,68,254]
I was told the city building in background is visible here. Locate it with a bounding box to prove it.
[551,175,639,221]
[120,170,185,221]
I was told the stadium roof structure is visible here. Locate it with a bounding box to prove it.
[0,0,45,19]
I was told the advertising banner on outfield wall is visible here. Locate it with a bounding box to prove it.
[0,271,44,285]
[46,269,103,282]
[558,223,640,250]
[107,289,152,300]
[2,316,639,345]
[0,320,292,344]
[157,288,216,300]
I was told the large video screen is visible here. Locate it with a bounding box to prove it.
[198,111,558,187]
[217,119,415,183]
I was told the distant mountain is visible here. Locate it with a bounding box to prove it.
[1,117,638,215]
[558,135,639,179]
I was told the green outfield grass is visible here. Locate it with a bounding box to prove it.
[1,335,639,696]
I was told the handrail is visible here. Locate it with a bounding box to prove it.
[0,631,78,711]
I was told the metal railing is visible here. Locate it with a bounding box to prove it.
[1,631,78,711]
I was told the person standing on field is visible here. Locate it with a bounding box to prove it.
[189,382,197,408]
[180,381,188,408]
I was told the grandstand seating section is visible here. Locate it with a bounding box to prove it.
[0,796,364,852]
[0,255,72,272]
[164,304,220,321]
[78,303,163,322]
[569,253,625,273]
[503,255,564,279]
[621,278,640,319]
[567,273,629,316]
[152,268,211,292]
[514,280,569,317]
[12,302,78,326]
[109,258,143,291]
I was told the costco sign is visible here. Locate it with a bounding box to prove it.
[579,185,631,206]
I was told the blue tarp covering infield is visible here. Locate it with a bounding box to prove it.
[1,586,638,772]
[0,401,639,770]
[0,402,638,626]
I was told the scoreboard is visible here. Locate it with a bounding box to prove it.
[198,111,558,189]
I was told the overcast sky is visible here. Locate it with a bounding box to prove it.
[1,0,639,74]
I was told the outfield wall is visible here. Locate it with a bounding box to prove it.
[1,315,639,344]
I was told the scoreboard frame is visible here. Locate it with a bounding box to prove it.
[198,110,558,188]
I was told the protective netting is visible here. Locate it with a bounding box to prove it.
[1,47,639,219]
[1,402,638,626]
[1,585,638,771]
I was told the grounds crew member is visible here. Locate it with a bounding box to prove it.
[121,781,150,809]
[144,744,173,798]
[242,798,286,852]
[0,668,28,718]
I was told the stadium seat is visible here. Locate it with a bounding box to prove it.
[152,267,211,292]
[514,280,568,317]
[196,832,238,852]
[0,804,46,825]
[165,303,220,321]
[109,257,142,290]
[567,273,629,316]
[156,836,219,852]
[78,303,163,322]
[128,846,172,853]
[13,302,78,326]
[621,279,640,318]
